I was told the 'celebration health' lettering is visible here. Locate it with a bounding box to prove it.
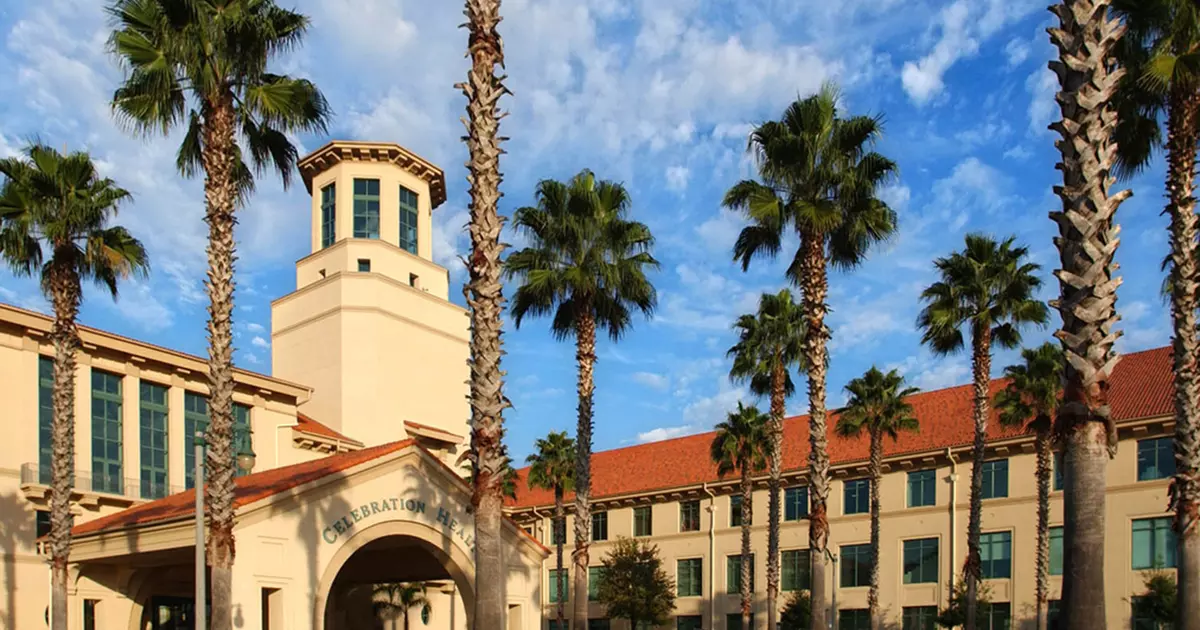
[321,496,474,551]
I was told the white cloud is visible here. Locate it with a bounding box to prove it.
[900,1,978,105]
[1123,300,1151,324]
[102,281,174,333]
[930,157,1014,227]
[879,183,912,211]
[431,206,469,278]
[245,322,265,333]
[1004,37,1030,67]
[0,284,49,313]
[1003,145,1033,161]
[888,353,971,391]
[1026,66,1059,135]
[251,336,271,349]
[636,425,694,443]
[695,208,744,256]
[632,371,670,391]
[665,165,690,192]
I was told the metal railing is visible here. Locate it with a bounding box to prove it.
[20,463,183,501]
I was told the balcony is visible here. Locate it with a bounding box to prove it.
[19,463,184,509]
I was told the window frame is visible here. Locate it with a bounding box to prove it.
[902,537,939,584]
[399,185,419,254]
[726,553,754,593]
[1131,517,1177,570]
[844,478,870,515]
[730,495,749,527]
[588,566,604,601]
[38,356,53,485]
[676,558,703,597]
[680,499,701,532]
[781,549,811,592]
[352,178,381,239]
[784,486,809,521]
[839,609,871,630]
[980,531,1013,579]
[1049,526,1063,575]
[320,182,336,247]
[902,606,939,630]
[592,511,608,541]
[633,506,652,537]
[91,370,124,495]
[907,469,937,508]
[139,381,170,500]
[548,568,568,603]
[1136,438,1175,482]
[840,543,873,588]
[981,459,1009,499]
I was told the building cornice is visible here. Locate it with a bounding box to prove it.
[297,140,447,209]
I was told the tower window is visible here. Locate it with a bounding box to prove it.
[399,185,419,254]
[320,183,336,248]
[358,259,371,273]
[352,178,380,239]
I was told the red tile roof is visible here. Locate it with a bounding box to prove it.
[507,346,1173,510]
[295,412,362,445]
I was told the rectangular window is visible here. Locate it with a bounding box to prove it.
[902,538,939,584]
[592,511,608,541]
[83,599,98,630]
[548,621,568,630]
[726,613,756,630]
[139,382,169,500]
[726,554,754,593]
[907,469,936,507]
[982,460,1009,499]
[1137,438,1175,482]
[980,531,1013,579]
[677,558,702,597]
[730,495,750,527]
[1048,601,1061,630]
[677,616,702,630]
[91,370,123,494]
[840,609,871,630]
[233,403,253,477]
[320,183,336,248]
[38,356,53,484]
[844,479,870,515]
[399,185,419,254]
[634,506,652,537]
[36,510,50,538]
[1054,452,1065,492]
[549,568,568,603]
[357,259,371,272]
[1132,517,1177,569]
[782,549,811,592]
[588,566,604,601]
[589,621,611,630]
[840,544,873,587]
[785,486,809,521]
[352,178,380,239]
[680,499,701,532]
[902,606,939,630]
[985,603,1011,630]
[1049,527,1063,575]
[184,392,208,490]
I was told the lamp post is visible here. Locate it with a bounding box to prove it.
[194,430,256,630]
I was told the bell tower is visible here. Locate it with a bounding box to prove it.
[271,141,469,456]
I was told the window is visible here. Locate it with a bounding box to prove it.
[840,609,871,630]
[352,178,380,239]
[844,479,870,515]
[680,499,701,532]
[320,183,336,247]
[785,486,809,521]
[903,607,938,630]
[588,566,604,601]
[38,356,53,484]
[589,621,611,630]
[592,511,608,541]
[399,185,419,254]
[357,259,371,272]
[902,538,939,584]
[840,544,873,587]
[984,603,1011,630]
[548,621,568,630]
[980,532,1013,579]
[726,613,756,630]
[1048,601,1061,630]
[782,549,811,592]
[982,460,1009,499]
[1132,517,1177,569]
[83,599,98,630]
[634,506,652,537]
[677,558,702,597]
[730,495,749,527]
[1054,452,1065,491]
[1137,438,1175,482]
[36,511,50,538]
[549,568,568,603]
[184,393,208,490]
[907,470,936,507]
[1049,527,1063,575]
[233,403,253,477]
[91,370,123,494]
[139,382,170,499]
[677,617,702,630]
[726,554,754,593]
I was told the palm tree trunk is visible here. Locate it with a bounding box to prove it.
[1047,2,1128,629]
[798,229,831,630]
[573,311,596,627]
[1163,86,1200,630]
[47,262,81,630]
[868,430,882,630]
[459,0,510,627]
[741,468,754,630]
[201,91,240,630]
[1035,428,1052,630]
[768,360,785,630]
[555,487,566,629]
[964,324,991,630]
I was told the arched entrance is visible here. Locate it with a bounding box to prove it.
[316,520,476,630]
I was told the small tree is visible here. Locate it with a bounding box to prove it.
[937,579,993,629]
[372,582,429,630]
[1132,571,1177,629]
[595,537,676,629]
[780,590,812,630]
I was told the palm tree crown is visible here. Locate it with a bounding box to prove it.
[728,289,805,397]
[711,403,769,479]
[526,432,576,495]
[995,343,1064,433]
[836,367,920,441]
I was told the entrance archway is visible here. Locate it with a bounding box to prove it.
[316,520,476,630]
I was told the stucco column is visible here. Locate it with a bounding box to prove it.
[167,378,186,492]
[122,368,139,498]
[73,358,91,480]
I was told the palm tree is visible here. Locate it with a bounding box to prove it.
[916,233,1049,630]
[107,3,329,625]
[728,289,805,630]
[725,83,898,630]
[1111,2,1200,623]
[711,403,769,630]
[994,343,1063,630]
[506,169,658,625]
[836,367,919,630]
[526,432,576,629]
[373,582,430,630]
[0,144,149,630]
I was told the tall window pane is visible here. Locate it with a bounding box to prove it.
[184,393,208,490]
[233,403,253,477]
[844,479,870,515]
[730,495,749,527]
[680,499,701,532]
[907,470,936,507]
[903,538,939,584]
[549,568,568,603]
[352,178,380,239]
[726,614,756,630]
[1137,438,1175,482]
[1132,517,1177,569]
[91,370,123,494]
[677,616,702,630]
[726,554,754,593]
[592,511,608,541]
[982,460,1009,499]
[588,566,604,601]
[903,607,938,630]
[781,549,811,592]
[840,544,873,587]
[38,356,53,484]
[840,609,870,630]
[980,531,1012,579]
[320,183,336,247]
[139,382,169,499]
[1049,527,1063,575]
[634,506,652,537]
[677,558,702,597]
[399,186,419,254]
[785,486,809,521]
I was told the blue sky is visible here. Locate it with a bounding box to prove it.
[0,0,1173,462]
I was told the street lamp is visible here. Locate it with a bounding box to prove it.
[194,430,255,630]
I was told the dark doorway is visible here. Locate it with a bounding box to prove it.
[149,595,209,630]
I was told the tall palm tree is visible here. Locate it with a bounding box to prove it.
[506,169,658,626]
[994,343,1064,630]
[728,289,805,630]
[526,432,576,629]
[372,582,430,630]
[0,144,149,630]
[836,367,920,630]
[725,83,898,630]
[1111,2,1200,623]
[916,234,1049,630]
[107,2,329,625]
[711,403,769,630]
